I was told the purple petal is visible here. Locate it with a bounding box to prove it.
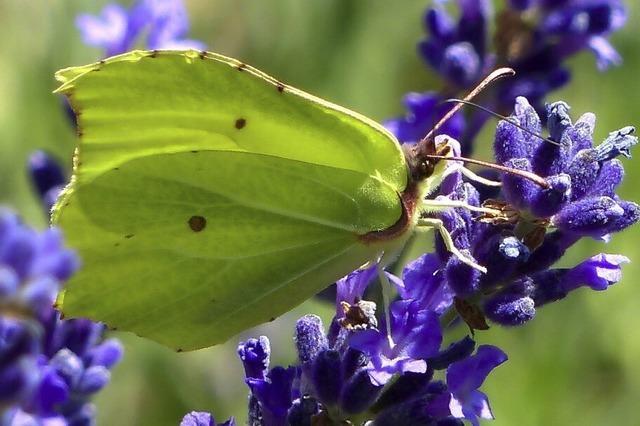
[246,366,296,419]
[50,348,83,388]
[399,309,443,360]
[77,366,111,394]
[5,410,67,426]
[335,265,377,314]
[425,6,455,39]
[27,151,67,203]
[76,5,129,55]
[384,92,465,143]
[428,336,476,370]
[441,42,481,87]
[181,411,214,426]
[31,366,69,414]
[367,362,397,386]
[348,329,384,356]
[20,276,59,313]
[449,389,494,425]
[470,390,494,420]
[0,266,19,298]
[446,345,507,396]
[588,36,622,70]
[87,338,124,368]
[561,253,629,292]
[401,254,453,314]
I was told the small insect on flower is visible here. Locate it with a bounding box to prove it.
[52,50,546,351]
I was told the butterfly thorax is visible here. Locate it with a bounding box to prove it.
[359,136,451,245]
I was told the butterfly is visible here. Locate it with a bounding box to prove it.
[53,50,523,351]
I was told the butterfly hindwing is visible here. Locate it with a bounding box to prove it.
[54,50,409,349]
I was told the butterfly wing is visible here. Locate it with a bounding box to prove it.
[54,50,408,350]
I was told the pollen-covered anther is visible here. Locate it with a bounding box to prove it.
[339,300,378,331]
[477,199,520,225]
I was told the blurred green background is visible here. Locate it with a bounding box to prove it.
[0,1,639,424]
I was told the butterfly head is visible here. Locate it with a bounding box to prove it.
[404,134,457,184]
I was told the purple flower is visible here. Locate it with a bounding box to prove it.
[447,345,507,426]
[495,1,626,113]
[27,151,67,216]
[408,0,628,153]
[76,4,129,56]
[529,253,629,307]
[385,92,466,144]
[494,97,639,240]
[0,210,78,316]
[237,336,270,380]
[76,0,205,56]
[238,337,298,426]
[180,411,235,426]
[420,0,492,88]
[401,253,454,315]
[334,265,377,316]
[349,300,443,386]
[0,209,122,423]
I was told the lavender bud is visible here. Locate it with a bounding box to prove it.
[294,315,328,371]
[340,369,382,414]
[311,350,342,405]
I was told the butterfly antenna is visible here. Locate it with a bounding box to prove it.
[422,67,515,143]
[425,154,550,189]
[442,98,561,147]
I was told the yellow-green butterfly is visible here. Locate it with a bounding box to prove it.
[53,50,517,351]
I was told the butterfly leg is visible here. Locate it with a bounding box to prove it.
[421,197,502,215]
[416,217,487,273]
[377,263,396,348]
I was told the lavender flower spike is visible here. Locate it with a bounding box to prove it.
[76,0,205,56]
[0,208,122,424]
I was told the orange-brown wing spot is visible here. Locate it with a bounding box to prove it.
[276,82,285,93]
[236,63,247,72]
[188,215,207,232]
[235,118,246,129]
